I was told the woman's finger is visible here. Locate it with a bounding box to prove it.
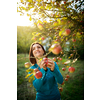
[47,63,52,67]
[41,60,46,65]
[47,59,54,64]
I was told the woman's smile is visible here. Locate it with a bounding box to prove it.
[35,51,41,55]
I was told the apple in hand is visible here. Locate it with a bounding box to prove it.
[24,62,30,68]
[43,58,48,67]
[35,71,42,79]
[62,68,66,71]
[50,43,62,55]
[68,67,75,73]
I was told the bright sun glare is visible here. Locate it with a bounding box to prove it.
[17,13,34,26]
[17,0,34,26]
[17,0,51,26]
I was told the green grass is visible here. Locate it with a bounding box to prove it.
[17,54,84,100]
[60,60,84,100]
[17,53,36,100]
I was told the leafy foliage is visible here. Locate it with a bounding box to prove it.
[17,0,84,58]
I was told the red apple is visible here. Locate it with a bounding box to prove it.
[50,44,62,55]
[73,34,75,36]
[33,68,39,75]
[70,54,73,56]
[53,57,56,61]
[64,1,66,4]
[37,23,43,30]
[52,1,55,4]
[65,78,68,81]
[66,75,70,78]
[24,62,30,68]
[59,58,62,61]
[80,32,83,35]
[61,81,64,85]
[55,32,58,34]
[41,36,45,40]
[62,68,66,71]
[59,87,63,92]
[72,39,76,42]
[68,67,75,73]
[53,22,58,26]
[56,39,60,42]
[33,37,37,40]
[35,71,42,79]
[68,21,70,23]
[43,58,48,67]
[62,29,71,36]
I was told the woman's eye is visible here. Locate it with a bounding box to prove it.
[38,46,41,48]
[33,46,41,50]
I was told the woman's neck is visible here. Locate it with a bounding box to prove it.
[36,58,42,65]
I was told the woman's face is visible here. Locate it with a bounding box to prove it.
[32,44,45,58]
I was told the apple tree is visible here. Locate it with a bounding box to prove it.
[17,0,84,92]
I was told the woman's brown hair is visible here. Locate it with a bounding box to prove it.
[29,42,47,65]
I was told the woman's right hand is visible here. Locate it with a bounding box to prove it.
[38,60,47,71]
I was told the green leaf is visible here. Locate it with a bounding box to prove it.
[26,68,33,72]
[57,19,61,25]
[25,74,31,78]
[40,6,44,9]
[29,16,32,21]
[59,29,65,36]
[28,0,33,3]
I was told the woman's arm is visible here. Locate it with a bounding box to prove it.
[28,66,47,90]
[51,62,63,84]
[33,68,47,90]
[47,59,63,84]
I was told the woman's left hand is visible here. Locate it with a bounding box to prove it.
[47,58,55,71]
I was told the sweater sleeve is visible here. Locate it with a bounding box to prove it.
[28,66,47,90]
[51,62,63,84]
[33,68,47,90]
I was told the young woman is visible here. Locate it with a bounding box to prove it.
[28,42,63,100]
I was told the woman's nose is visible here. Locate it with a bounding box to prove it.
[35,47,39,50]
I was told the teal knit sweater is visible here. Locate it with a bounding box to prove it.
[29,62,63,100]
